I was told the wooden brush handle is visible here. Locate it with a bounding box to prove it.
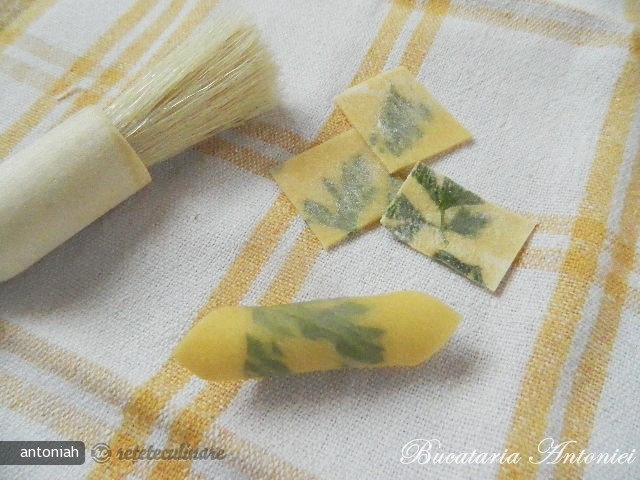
[0,106,150,282]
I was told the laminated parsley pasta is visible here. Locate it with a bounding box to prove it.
[381,163,537,291]
[173,291,460,381]
[335,66,472,173]
[271,129,400,248]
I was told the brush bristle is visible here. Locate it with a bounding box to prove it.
[105,18,278,167]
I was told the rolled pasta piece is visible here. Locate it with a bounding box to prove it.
[174,291,460,381]
[0,106,151,281]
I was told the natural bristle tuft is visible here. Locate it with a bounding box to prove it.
[106,18,278,167]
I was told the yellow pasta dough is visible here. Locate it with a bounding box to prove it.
[381,163,536,291]
[271,129,401,248]
[173,291,460,381]
[335,66,472,173]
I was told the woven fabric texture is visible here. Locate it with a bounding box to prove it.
[0,0,638,479]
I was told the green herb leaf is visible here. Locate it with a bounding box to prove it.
[378,86,432,157]
[433,250,484,286]
[329,302,370,319]
[271,342,284,356]
[335,336,384,364]
[412,165,483,212]
[412,163,439,204]
[248,301,386,374]
[253,308,296,337]
[304,200,336,229]
[245,334,291,377]
[303,155,378,234]
[438,177,483,211]
[383,194,426,242]
[445,208,489,238]
[410,165,487,241]
[322,178,341,198]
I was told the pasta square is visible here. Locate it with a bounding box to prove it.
[381,163,536,291]
[272,129,401,248]
[335,66,472,173]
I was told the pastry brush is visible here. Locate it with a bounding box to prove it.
[0,17,278,282]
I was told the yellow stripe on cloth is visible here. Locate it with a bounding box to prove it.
[0,367,317,479]
[87,359,194,480]
[196,193,299,315]
[449,3,629,48]
[0,0,59,90]
[401,0,450,75]
[498,46,640,480]
[1,1,634,113]
[90,192,297,480]
[555,147,640,480]
[198,425,319,480]
[197,137,278,178]
[144,2,420,479]
[626,0,640,26]
[108,0,219,95]
[0,0,56,52]
[143,382,245,479]
[62,0,188,116]
[236,120,310,155]
[0,0,35,30]
[10,32,78,67]
[0,0,158,159]
[0,370,114,447]
[1,0,632,82]
[0,55,57,90]
[0,321,133,407]
[311,1,420,147]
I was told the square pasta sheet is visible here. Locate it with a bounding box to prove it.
[381,163,536,291]
[271,129,400,248]
[335,66,472,173]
